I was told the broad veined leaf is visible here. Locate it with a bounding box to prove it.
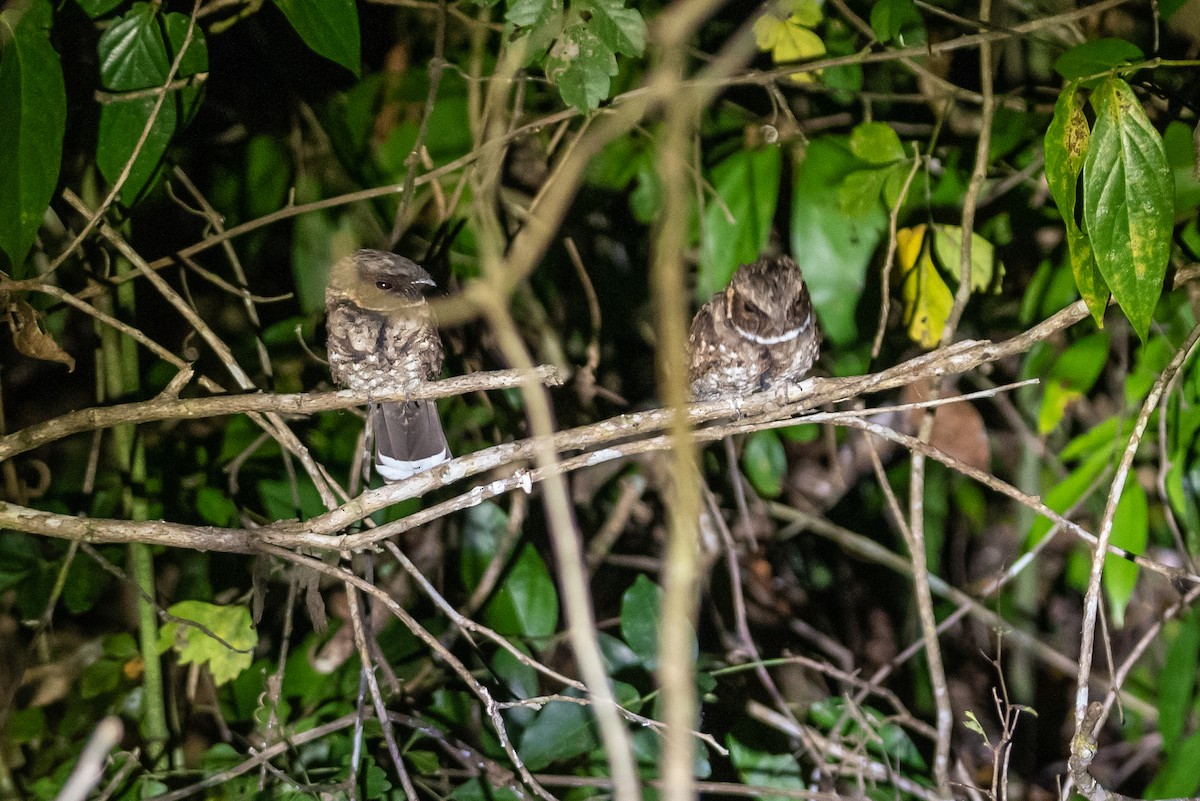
[1082,77,1174,341]
[698,146,782,300]
[869,0,922,44]
[485,543,560,640]
[849,121,904,165]
[753,0,825,84]
[579,0,644,57]
[930,224,1004,292]
[506,0,558,28]
[1045,86,1107,321]
[96,3,208,202]
[272,0,360,75]
[1054,39,1144,84]
[0,0,66,269]
[544,15,617,112]
[792,137,887,347]
[895,224,953,348]
[517,689,599,770]
[838,166,891,217]
[157,601,257,685]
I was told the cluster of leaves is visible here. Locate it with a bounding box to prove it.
[1045,42,1175,339]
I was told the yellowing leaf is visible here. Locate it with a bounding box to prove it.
[754,14,785,50]
[789,0,823,28]
[896,225,953,348]
[1038,381,1083,434]
[158,601,256,685]
[754,4,825,84]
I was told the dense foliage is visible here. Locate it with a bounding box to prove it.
[3,0,1200,798]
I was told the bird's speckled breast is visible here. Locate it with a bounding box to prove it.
[326,298,443,394]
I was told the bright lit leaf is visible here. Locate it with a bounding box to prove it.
[792,138,887,347]
[896,224,953,348]
[754,3,825,84]
[849,121,904,165]
[544,17,617,112]
[931,224,1003,292]
[157,601,256,685]
[1038,382,1083,434]
[1082,77,1173,341]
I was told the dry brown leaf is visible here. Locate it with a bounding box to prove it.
[10,298,75,371]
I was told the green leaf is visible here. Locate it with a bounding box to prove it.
[1044,87,1107,322]
[1082,77,1173,341]
[460,500,508,588]
[727,732,805,801]
[544,16,616,112]
[697,146,782,300]
[809,697,926,768]
[1037,331,1109,432]
[157,600,257,685]
[272,0,360,75]
[791,137,887,345]
[196,486,238,526]
[1026,448,1109,547]
[1159,612,1200,749]
[0,0,66,269]
[487,544,559,640]
[869,0,922,44]
[1165,120,1200,214]
[620,574,660,669]
[74,0,125,19]
[96,3,208,202]
[849,121,904,165]
[0,532,39,592]
[506,0,557,28]
[578,0,644,57]
[931,224,1003,292]
[1147,729,1200,798]
[517,691,598,770]
[1054,39,1143,82]
[742,429,787,498]
[1103,480,1146,627]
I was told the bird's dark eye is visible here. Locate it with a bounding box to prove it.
[376,281,393,291]
[737,298,767,322]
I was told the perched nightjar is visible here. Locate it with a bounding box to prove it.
[326,249,450,481]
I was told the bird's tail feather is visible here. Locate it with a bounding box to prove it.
[371,400,450,482]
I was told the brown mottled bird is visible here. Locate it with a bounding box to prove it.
[326,249,449,481]
[688,255,819,400]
